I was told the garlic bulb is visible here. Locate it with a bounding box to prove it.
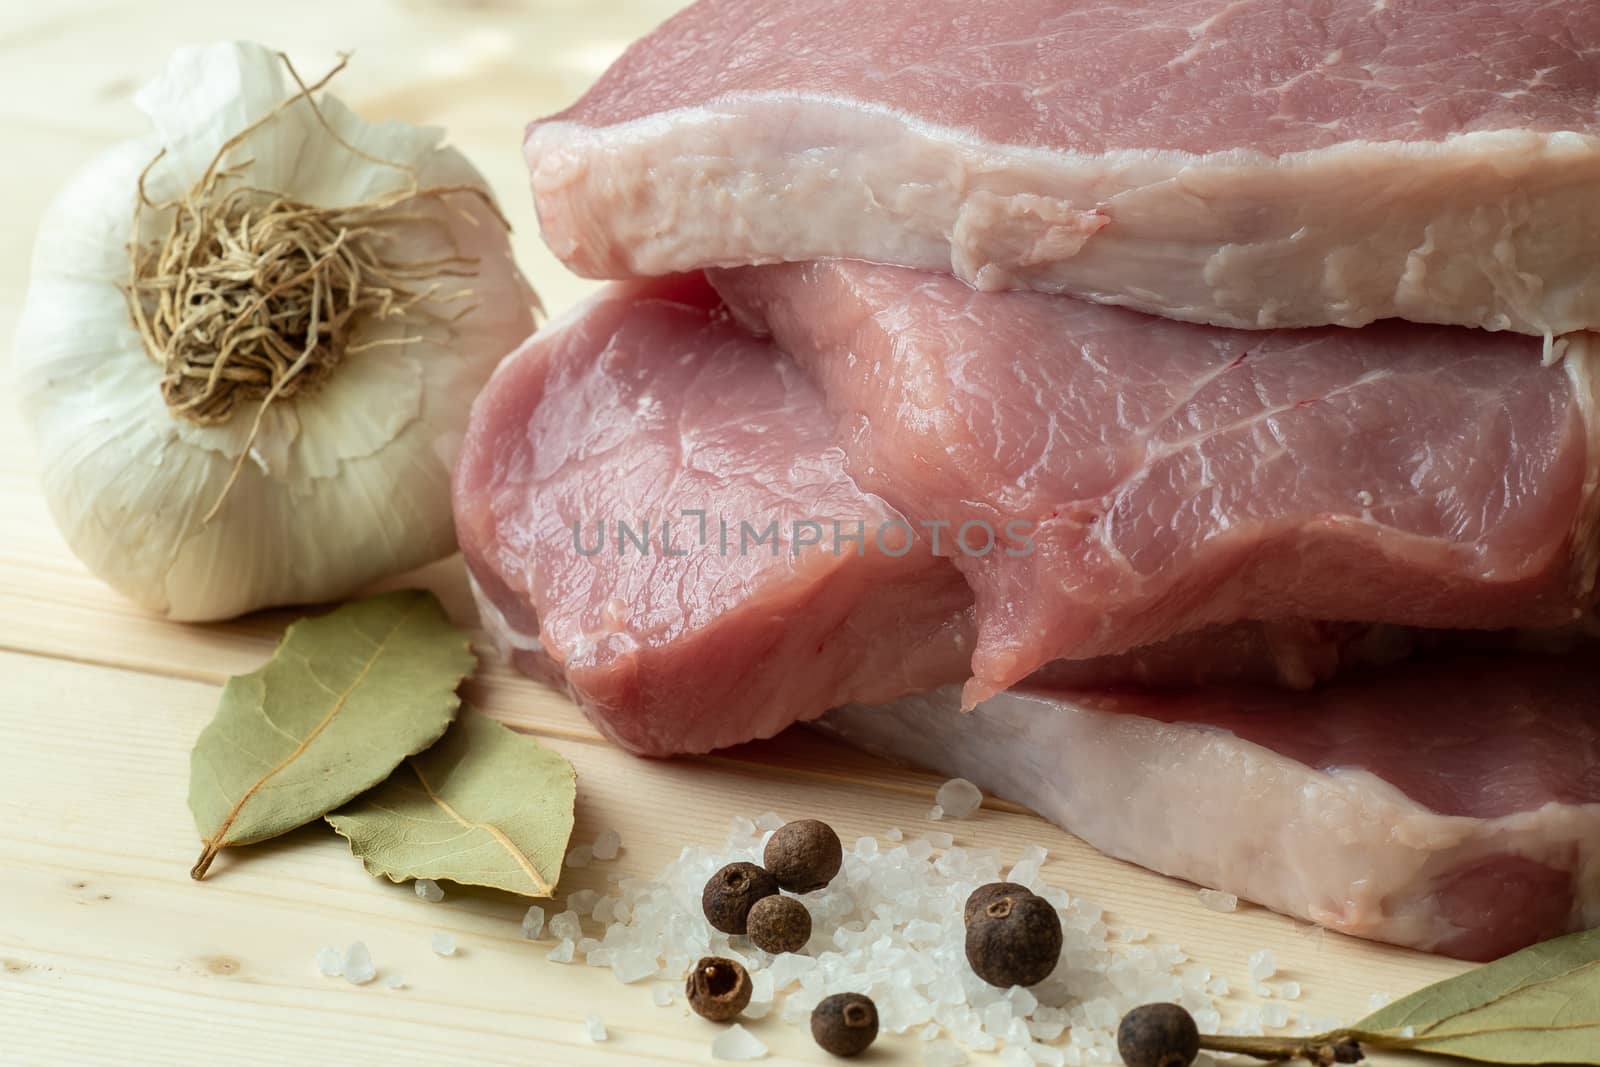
[11,42,536,621]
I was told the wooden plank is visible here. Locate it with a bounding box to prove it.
[0,643,1467,1066]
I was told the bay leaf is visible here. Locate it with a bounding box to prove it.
[326,712,575,897]
[188,589,475,879]
[1354,927,1600,1064]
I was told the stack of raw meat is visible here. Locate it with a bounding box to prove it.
[454,0,1600,960]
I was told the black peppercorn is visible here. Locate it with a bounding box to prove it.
[1116,1003,1200,1067]
[701,861,780,934]
[962,881,1034,927]
[964,887,1063,987]
[763,818,843,893]
[810,992,878,1057]
[746,894,812,954]
[685,956,752,1022]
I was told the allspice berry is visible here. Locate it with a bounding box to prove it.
[963,881,1033,926]
[810,992,878,1057]
[685,956,752,1022]
[964,887,1063,987]
[1116,1002,1200,1067]
[763,818,842,893]
[702,861,779,934]
[746,894,812,954]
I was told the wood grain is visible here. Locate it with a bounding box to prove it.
[0,2,1475,1064]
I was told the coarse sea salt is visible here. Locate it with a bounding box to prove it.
[711,1023,768,1061]
[342,941,376,985]
[935,777,983,818]
[521,905,546,940]
[413,878,445,903]
[1248,948,1277,981]
[431,933,457,957]
[592,829,622,861]
[584,1014,608,1041]
[925,1039,968,1066]
[315,946,343,978]
[1197,889,1237,913]
[539,814,1260,1061]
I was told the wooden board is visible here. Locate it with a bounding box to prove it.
[0,3,1474,1064]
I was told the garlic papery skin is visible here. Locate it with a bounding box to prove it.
[11,41,537,621]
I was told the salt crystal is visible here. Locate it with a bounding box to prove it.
[935,778,983,818]
[928,804,945,821]
[925,1039,968,1066]
[342,941,376,985]
[1119,927,1149,943]
[413,878,445,903]
[755,811,785,832]
[315,946,343,977]
[652,984,674,1007]
[1248,948,1277,981]
[766,952,816,991]
[568,889,600,916]
[1031,1046,1066,1067]
[1400,1025,1415,1038]
[711,1023,768,1061]
[612,948,658,983]
[923,830,955,850]
[1206,976,1231,997]
[1193,1007,1222,1033]
[592,830,622,861]
[999,1047,1033,1067]
[1197,889,1238,913]
[886,827,904,842]
[549,911,583,942]
[592,896,617,924]
[547,939,575,963]
[566,845,593,869]
[1263,1002,1290,1028]
[584,1014,608,1041]
[983,1000,1013,1036]
[1006,986,1038,1017]
[520,905,546,940]
[1367,992,1395,1011]
[384,974,406,990]
[1279,980,1302,1000]
[431,933,457,957]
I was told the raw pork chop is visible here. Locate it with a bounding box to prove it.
[713,262,1600,705]
[822,654,1600,961]
[527,0,1600,335]
[453,275,975,754]
[453,275,1377,751]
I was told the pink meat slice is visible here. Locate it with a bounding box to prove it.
[453,275,975,755]
[712,262,1600,705]
[821,654,1600,961]
[453,274,1385,752]
[527,0,1600,335]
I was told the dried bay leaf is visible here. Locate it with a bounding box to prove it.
[327,712,576,897]
[188,590,475,879]
[1353,927,1600,1064]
